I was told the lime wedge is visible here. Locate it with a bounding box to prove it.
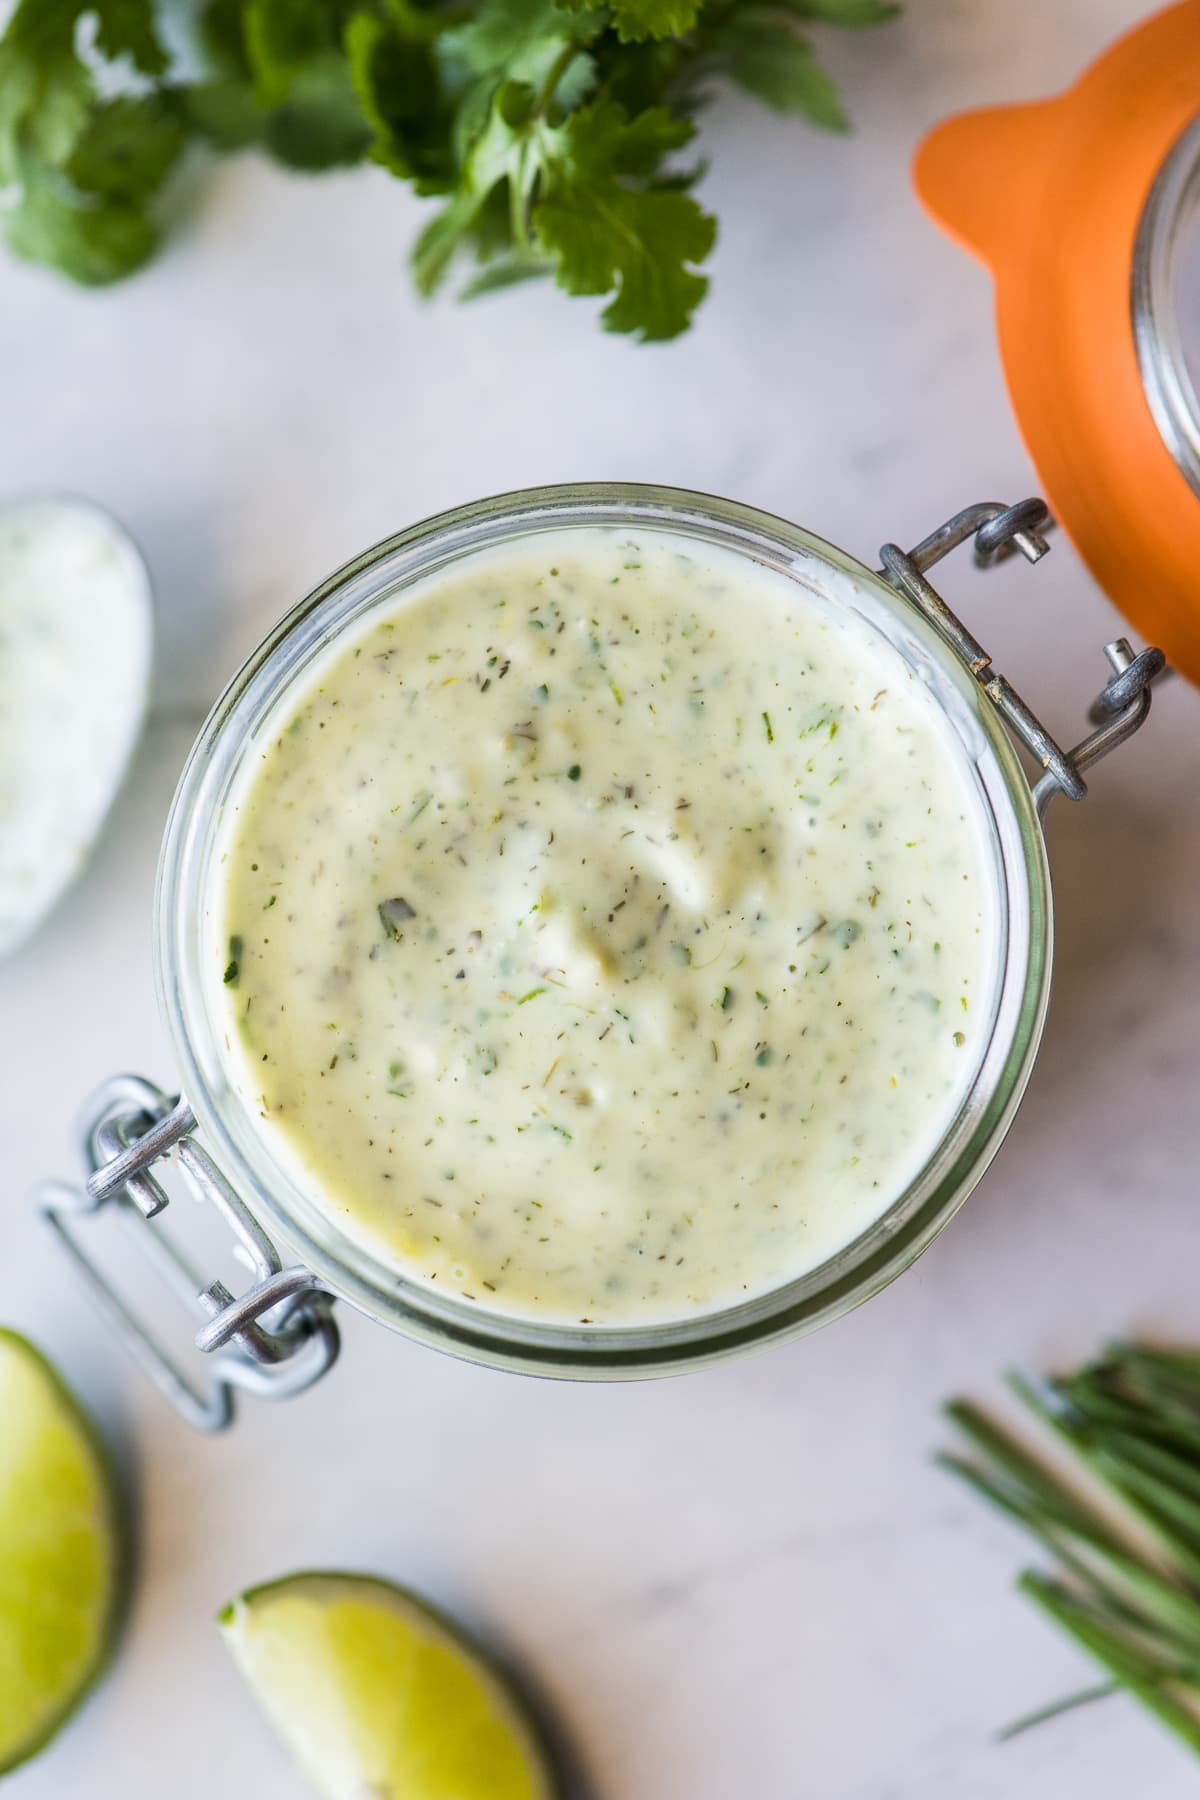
[0,1329,124,1774]
[219,1572,558,1800]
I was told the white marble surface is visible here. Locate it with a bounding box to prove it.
[3,2,1198,1794]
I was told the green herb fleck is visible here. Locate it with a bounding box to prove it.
[224,936,243,986]
[567,764,582,782]
[379,896,416,939]
[762,710,774,744]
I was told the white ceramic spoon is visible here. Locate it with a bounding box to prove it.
[0,496,153,959]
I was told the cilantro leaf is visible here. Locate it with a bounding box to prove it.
[437,0,600,230]
[538,180,713,338]
[182,0,264,145]
[5,163,158,284]
[198,0,256,76]
[552,96,694,172]
[245,0,357,104]
[445,0,602,85]
[589,35,692,116]
[66,94,186,201]
[413,168,544,295]
[781,0,899,23]
[180,78,265,148]
[0,1,170,282]
[707,12,849,126]
[189,0,369,167]
[533,101,714,339]
[0,2,94,182]
[410,95,531,293]
[346,9,454,190]
[91,0,170,76]
[557,0,700,44]
[263,52,373,168]
[610,0,703,44]
[411,195,480,295]
[459,253,550,296]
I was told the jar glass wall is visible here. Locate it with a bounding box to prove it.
[1134,109,1200,498]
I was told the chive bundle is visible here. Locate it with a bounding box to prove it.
[941,1343,1200,1753]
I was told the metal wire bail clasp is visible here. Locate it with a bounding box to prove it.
[39,1076,339,1431]
[879,499,1167,811]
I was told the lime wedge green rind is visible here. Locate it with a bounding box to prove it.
[0,1328,125,1776]
[219,1570,559,1800]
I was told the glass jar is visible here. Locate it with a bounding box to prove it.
[1134,109,1200,499]
[914,0,1200,685]
[41,484,1161,1428]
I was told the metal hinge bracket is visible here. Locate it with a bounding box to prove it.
[39,1076,339,1431]
[880,498,1166,812]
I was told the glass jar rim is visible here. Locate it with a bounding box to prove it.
[155,482,1052,1377]
[1134,109,1200,498]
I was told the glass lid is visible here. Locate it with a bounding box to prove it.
[1135,110,1200,499]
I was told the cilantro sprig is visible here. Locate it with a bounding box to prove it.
[0,0,897,339]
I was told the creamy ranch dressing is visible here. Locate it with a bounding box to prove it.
[0,499,151,957]
[211,528,998,1325]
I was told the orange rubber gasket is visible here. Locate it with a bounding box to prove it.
[914,1,1200,686]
